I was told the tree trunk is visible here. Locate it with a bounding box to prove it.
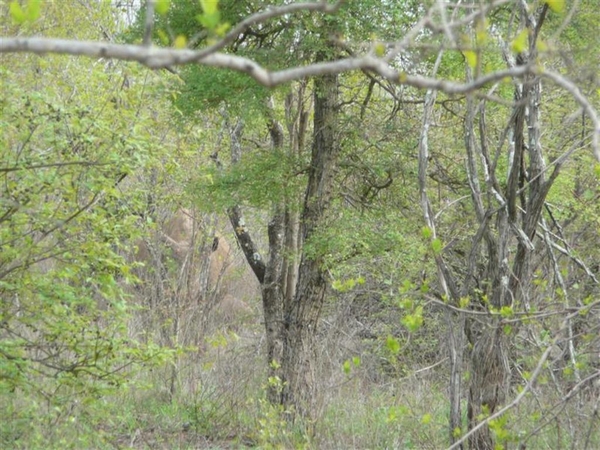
[262,107,287,403]
[281,65,339,418]
[221,110,287,403]
[467,325,510,450]
[466,6,553,449]
[262,207,285,403]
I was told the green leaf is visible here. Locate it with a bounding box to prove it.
[332,279,343,291]
[385,335,400,354]
[544,0,565,13]
[399,298,413,309]
[421,226,432,239]
[431,238,443,255]
[475,19,488,45]
[400,279,414,293]
[173,35,187,49]
[511,29,529,54]
[214,22,231,37]
[402,309,424,332]
[156,0,170,15]
[342,359,351,374]
[332,278,359,292]
[157,29,169,45]
[499,305,513,318]
[199,0,218,15]
[463,50,478,68]
[536,39,549,52]
[198,11,221,30]
[9,1,26,24]
[26,0,41,21]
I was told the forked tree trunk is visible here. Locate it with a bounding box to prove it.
[221,82,315,408]
[467,6,554,448]
[221,112,287,403]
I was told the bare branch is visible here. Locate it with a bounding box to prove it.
[541,69,600,161]
[0,37,531,91]
[0,160,112,173]
[194,1,344,59]
[143,0,155,46]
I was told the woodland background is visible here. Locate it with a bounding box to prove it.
[1,1,599,449]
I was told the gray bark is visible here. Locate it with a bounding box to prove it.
[281,60,339,418]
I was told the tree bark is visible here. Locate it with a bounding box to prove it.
[262,102,287,403]
[220,111,286,403]
[262,207,285,403]
[466,6,556,449]
[281,60,339,419]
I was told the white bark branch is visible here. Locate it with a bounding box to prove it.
[194,1,343,59]
[1,37,598,160]
[0,36,529,91]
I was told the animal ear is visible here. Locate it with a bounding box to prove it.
[212,236,219,252]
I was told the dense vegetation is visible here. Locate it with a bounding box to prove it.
[1,1,599,449]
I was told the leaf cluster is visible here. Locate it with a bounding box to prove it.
[191,148,305,211]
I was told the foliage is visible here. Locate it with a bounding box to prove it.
[2,0,600,448]
[192,147,305,210]
[0,4,184,447]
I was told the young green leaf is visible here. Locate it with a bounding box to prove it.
[431,238,443,255]
[156,0,170,15]
[26,0,41,21]
[463,50,478,69]
[500,305,513,318]
[385,335,401,355]
[199,0,218,15]
[544,0,565,13]
[475,19,488,45]
[214,22,231,37]
[421,226,432,239]
[402,310,424,332]
[9,1,27,24]
[511,29,529,54]
[342,359,351,374]
[205,12,221,30]
[174,35,187,49]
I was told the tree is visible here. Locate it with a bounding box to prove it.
[0,2,188,446]
[417,2,600,448]
[2,2,597,147]
[2,1,600,447]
